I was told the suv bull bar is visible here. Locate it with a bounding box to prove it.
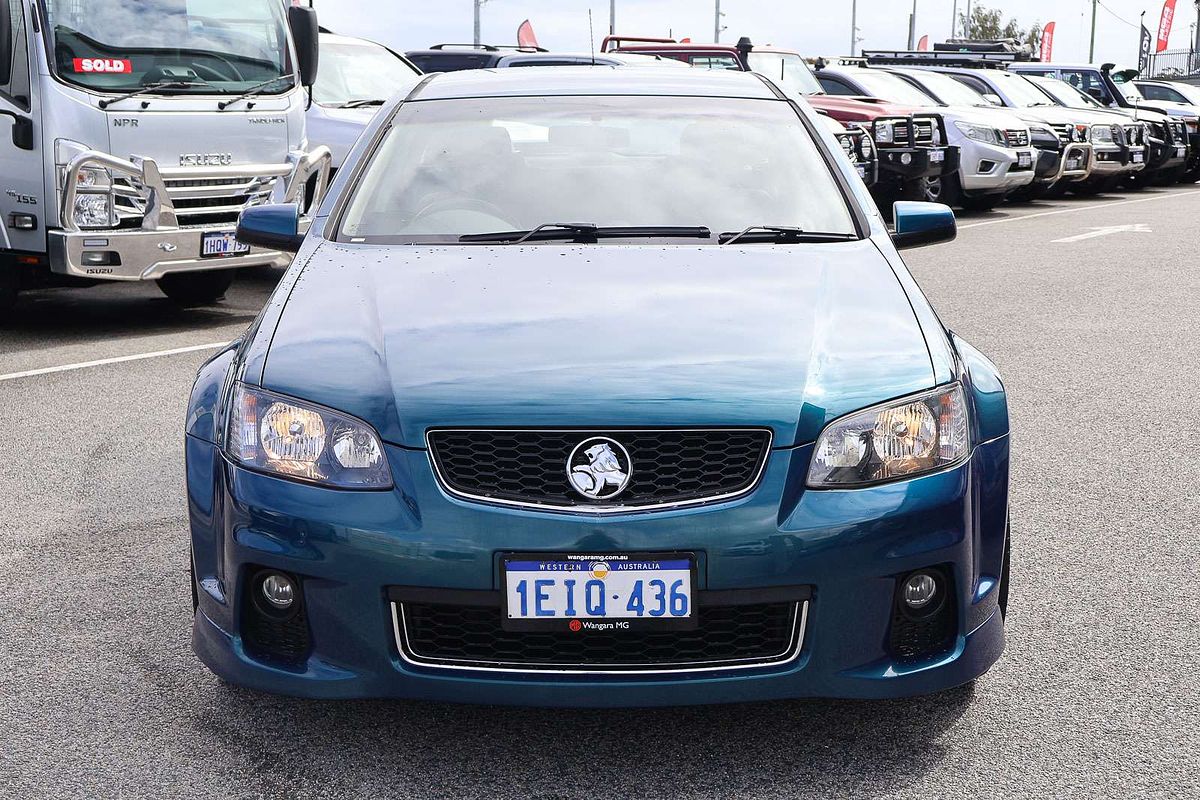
[50,147,332,281]
[870,114,959,180]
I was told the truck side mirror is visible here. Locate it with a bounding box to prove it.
[237,204,305,253]
[0,110,32,151]
[891,201,956,250]
[287,6,320,87]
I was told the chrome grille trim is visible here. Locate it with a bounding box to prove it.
[1004,129,1031,148]
[391,600,809,675]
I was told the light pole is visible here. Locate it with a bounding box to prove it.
[610,0,616,35]
[473,0,493,47]
[714,0,725,43]
[951,0,958,39]
[908,0,917,49]
[1088,0,1097,62]
[850,0,857,55]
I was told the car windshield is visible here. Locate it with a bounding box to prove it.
[847,70,936,106]
[339,95,856,243]
[901,70,990,106]
[42,0,291,94]
[746,52,823,95]
[994,72,1056,107]
[313,40,420,107]
[1029,76,1103,109]
[1162,82,1200,104]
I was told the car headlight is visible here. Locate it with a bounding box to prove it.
[72,194,113,228]
[225,383,392,489]
[807,384,969,488]
[953,120,1003,146]
[874,121,895,144]
[1090,125,1114,143]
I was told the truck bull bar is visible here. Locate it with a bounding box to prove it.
[50,147,331,281]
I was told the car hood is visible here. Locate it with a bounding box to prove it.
[807,95,928,123]
[260,240,937,448]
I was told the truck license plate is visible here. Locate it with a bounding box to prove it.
[1133,151,1145,163]
[1177,146,1186,158]
[930,149,945,163]
[1017,151,1033,168]
[502,552,696,631]
[201,231,250,258]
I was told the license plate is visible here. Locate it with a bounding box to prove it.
[1017,151,1033,168]
[1133,151,1145,163]
[1066,157,1082,171]
[201,231,250,258]
[1177,146,1187,158]
[501,552,696,631]
[930,149,945,163]
[856,163,867,177]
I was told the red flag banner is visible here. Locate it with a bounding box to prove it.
[517,19,539,49]
[1040,21,1055,62]
[1156,0,1177,52]
[917,35,929,51]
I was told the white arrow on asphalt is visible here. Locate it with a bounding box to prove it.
[1052,223,1154,243]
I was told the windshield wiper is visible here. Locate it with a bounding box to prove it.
[718,226,858,245]
[339,98,387,109]
[459,223,712,244]
[97,80,210,109]
[218,75,294,110]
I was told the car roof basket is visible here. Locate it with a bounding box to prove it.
[861,50,1013,70]
[427,43,549,52]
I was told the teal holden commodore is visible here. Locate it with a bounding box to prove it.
[185,66,1011,706]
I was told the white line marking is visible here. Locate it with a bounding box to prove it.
[0,341,228,383]
[958,189,1200,230]
[1052,223,1154,243]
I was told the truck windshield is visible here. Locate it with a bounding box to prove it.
[848,71,937,106]
[746,52,823,95]
[1029,77,1104,109]
[339,95,856,243]
[313,40,420,107]
[42,0,292,94]
[993,72,1056,107]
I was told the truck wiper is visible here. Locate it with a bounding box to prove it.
[459,223,712,244]
[718,226,858,245]
[339,99,387,109]
[97,80,210,109]
[218,75,294,110]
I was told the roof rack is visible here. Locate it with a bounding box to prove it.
[936,38,1033,56]
[861,50,1013,69]
[427,43,549,52]
[600,34,679,52]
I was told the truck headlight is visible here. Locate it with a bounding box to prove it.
[1091,125,1115,143]
[73,194,113,228]
[225,383,392,489]
[873,121,895,144]
[807,384,969,488]
[953,121,1003,146]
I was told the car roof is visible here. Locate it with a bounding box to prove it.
[320,32,385,48]
[411,66,779,100]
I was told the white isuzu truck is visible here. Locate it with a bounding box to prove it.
[0,0,330,313]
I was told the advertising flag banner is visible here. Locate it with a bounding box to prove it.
[1156,0,1177,52]
[917,35,929,51]
[1140,23,1153,72]
[1039,22,1055,62]
[517,19,539,49]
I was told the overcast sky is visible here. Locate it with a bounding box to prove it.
[316,1,1198,67]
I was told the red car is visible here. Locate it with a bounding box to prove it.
[601,36,960,205]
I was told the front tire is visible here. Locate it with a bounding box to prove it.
[904,172,963,207]
[157,270,235,306]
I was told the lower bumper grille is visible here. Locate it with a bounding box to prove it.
[392,596,808,673]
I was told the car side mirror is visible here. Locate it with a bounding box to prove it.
[287,5,320,87]
[983,93,1003,106]
[891,201,956,250]
[237,204,304,253]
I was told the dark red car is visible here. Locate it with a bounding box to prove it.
[601,35,960,204]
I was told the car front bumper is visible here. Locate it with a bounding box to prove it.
[956,141,1036,194]
[49,227,290,280]
[1090,142,1146,175]
[187,433,1010,706]
[876,145,960,180]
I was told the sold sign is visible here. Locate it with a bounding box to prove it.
[73,58,132,74]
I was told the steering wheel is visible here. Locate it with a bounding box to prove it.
[192,61,242,83]
[407,196,518,231]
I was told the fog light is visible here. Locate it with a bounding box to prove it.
[900,152,912,165]
[903,572,938,609]
[260,572,296,609]
[81,250,119,267]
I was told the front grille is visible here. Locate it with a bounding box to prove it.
[395,600,806,671]
[889,119,935,145]
[1050,123,1073,145]
[1004,129,1030,148]
[427,428,772,511]
[114,173,279,228]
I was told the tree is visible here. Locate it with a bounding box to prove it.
[960,4,1041,49]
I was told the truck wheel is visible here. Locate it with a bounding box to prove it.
[0,265,18,317]
[157,270,235,306]
[904,173,963,207]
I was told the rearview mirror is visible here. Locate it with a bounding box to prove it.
[287,6,320,87]
[891,201,956,250]
[237,204,304,253]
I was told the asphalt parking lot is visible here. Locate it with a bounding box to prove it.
[3,187,1199,799]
